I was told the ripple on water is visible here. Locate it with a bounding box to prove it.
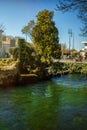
[0,74,87,130]
[52,74,87,88]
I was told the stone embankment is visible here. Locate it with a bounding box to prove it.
[0,61,39,87]
[0,62,19,88]
[2,59,84,87]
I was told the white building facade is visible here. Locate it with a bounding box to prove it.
[82,41,87,50]
[0,36,19,58]
[80,41,87,60]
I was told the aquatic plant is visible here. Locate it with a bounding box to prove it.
[81,64,87,77]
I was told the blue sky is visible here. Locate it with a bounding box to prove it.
[0,0,86,50]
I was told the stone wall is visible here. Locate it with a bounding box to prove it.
[0,69,19,88]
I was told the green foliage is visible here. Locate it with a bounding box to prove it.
[0,61,4,70]
[31,9,61,64]
[47,61,71,76]
[81,64,87,76]
[5,58,15,64]
[13,47,19,59]
[67,63,81,73]
[71,50,79,58]
[18,39,31,72]
[9,47,14,55]
[17,39,41,73]
[9,47,19,59]
[59,62,87,76]
[48,62,62,75]
[21,20,35,40]
[0,58,17,70]
[48,62,85,76]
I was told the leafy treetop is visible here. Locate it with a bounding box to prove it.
[31,9,61,64]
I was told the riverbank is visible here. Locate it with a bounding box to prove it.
[0,59,87,87]
[0,59,19,88]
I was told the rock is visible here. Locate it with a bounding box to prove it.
[0,62,19,88]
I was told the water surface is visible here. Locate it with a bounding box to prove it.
[0,74,87,130]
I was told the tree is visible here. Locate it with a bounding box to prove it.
[56,0,87,36]
[21,20,35,40]
[61,43,67,56]
[18,39,27,72]
[9,47,18,59]
[31,9,61,64]
[17,38,41,73]
[0,24,5,48]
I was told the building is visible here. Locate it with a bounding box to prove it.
[82,41,87,50]
[0,36,19,57]
[80,41,87,60]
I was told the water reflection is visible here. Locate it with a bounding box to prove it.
[0,74,87,130]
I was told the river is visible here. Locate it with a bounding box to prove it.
[0,74,87,130]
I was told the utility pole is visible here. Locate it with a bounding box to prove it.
[72,32,74,50]
[68,29,72,56]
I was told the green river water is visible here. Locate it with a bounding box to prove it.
[0,74,87,130]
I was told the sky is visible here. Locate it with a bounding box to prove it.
[0,0,86,50]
